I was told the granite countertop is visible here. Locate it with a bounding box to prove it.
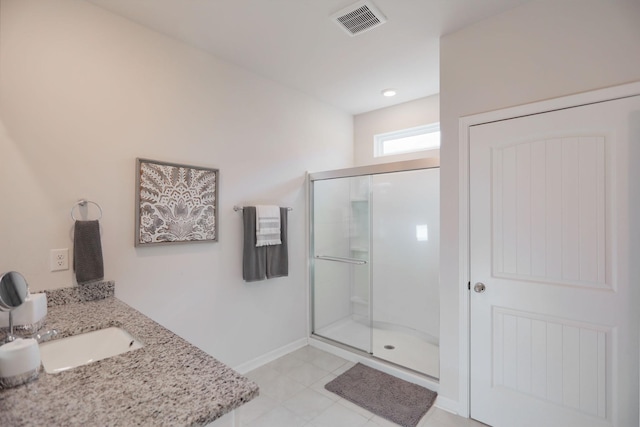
[0,282,259,426]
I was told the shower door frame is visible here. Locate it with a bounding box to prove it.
[308,158,440,363]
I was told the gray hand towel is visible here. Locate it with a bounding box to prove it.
[73,220,104,285]
[243,207,289,281]
[266,207,288,278]
[243,207,267,282]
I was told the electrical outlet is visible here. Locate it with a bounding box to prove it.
[50,248,69,272]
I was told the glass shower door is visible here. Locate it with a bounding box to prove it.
[370,168,440,377]
[311,175,372,353]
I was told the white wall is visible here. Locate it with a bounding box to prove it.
[354,95,439,166]
[0,0,353,368]
[439,0,640,408]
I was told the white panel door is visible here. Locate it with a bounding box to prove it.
[469,95,640,427]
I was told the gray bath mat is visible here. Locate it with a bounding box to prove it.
[325,363,437,427]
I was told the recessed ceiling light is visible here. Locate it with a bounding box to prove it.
[381,89,397,97]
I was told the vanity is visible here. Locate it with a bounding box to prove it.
[0,281,259,426]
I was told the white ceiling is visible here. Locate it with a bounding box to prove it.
[86,0,529,115]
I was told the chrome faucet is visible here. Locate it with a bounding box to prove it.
[32,329,58,343]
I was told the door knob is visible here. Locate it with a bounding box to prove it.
[474,282,486,293]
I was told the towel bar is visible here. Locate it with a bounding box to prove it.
[71,199,103,221]
[234,206,292,212]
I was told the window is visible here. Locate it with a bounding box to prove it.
[374,123,440,157]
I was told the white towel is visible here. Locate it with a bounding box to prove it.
[256,205,281,246]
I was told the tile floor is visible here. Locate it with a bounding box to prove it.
[238,345,486,427]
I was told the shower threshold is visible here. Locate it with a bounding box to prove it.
[310,333,440,390]
[312,319,439,380]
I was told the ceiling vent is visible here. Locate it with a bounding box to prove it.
[331,0,387,37]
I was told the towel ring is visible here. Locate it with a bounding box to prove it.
[70,199,103,221]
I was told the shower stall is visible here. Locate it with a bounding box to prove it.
[309,159,439,378]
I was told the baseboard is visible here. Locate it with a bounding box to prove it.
[233,337,308,374]
[434,395,460,415]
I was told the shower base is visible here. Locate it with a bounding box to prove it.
[314,317,439,378]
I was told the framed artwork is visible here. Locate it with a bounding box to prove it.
[135,158,218,246]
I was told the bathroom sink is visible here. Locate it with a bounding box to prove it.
[39,327,143,374]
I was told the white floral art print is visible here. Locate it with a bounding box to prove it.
[135,159,218,245]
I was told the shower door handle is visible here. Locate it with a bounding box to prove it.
[315,255,367,265]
